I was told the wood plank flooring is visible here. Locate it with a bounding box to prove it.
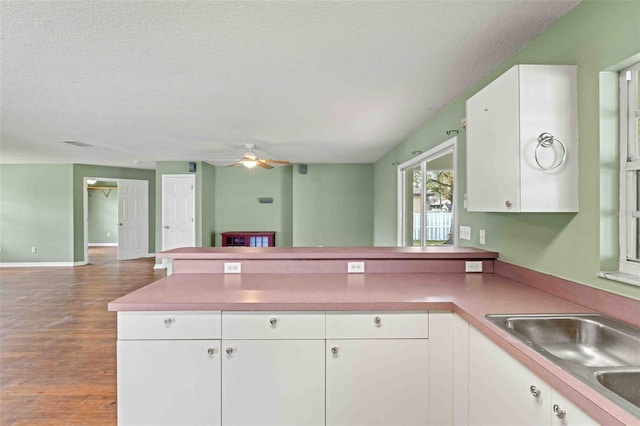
[1,248,165,425]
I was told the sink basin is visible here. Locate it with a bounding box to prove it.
[502,316,640,367]
[596,370,640,408]
[486,314,640,418]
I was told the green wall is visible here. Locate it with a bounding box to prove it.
[293,164,373,247]
[0,164,74,263]
[373,1,640,299]
[213,165,294,247]
[201,162,216,247]
[88,184,118,244]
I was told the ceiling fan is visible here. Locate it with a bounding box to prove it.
[227,144,291,169]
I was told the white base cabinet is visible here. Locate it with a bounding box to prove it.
[461,317,597,426]
[326,339,429,426]
[221,339,325,426]
[117,311,222,426]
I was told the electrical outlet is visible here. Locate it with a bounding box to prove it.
[31,247,37,253]
[479,229,486,245]
[465,261,483,273]
[224,262,241,274]
[459,226,471,240]
[107,232,110,237]
[347,261,365,273]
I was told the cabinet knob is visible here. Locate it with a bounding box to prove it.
[529,385,541,398]
[505,200,512,208]
[553,404,566,420]
[207,347,217,355]
[164,317,175,325]
[226,347,234,355]
[373,316,382,326]
[269,317,278,326]
[331,347,339,355]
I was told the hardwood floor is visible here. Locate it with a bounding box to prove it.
[1,248,165,425]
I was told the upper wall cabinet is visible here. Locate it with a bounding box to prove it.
[466,65,578,212]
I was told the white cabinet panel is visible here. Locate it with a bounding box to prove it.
[221,339,325,426]
[468,326,551,425]
[326,311,429,338]
[222,311,324,339]
[117,311,221,340]
[326,339,429,426]
[117,340,221,426]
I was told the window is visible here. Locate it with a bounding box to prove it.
[397,138,457,247]
[619,63,640,278]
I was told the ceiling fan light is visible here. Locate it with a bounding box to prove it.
[242,160,258,169]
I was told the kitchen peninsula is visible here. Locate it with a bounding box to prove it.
[109,247,640,426]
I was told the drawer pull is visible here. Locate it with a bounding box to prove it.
[164,317,175,325]
[331,347,339,355]
[529,385,541,398]
[373,316,382,326]
[207,347,217,355]
[269,317,278,326]
[226,347,234,355]
[553,404,566,420]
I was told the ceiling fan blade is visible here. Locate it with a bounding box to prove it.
[262,159,291,165]
[225,162,242,167]
[256,161,273,169]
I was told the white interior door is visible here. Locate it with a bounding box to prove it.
[117,179,149,260]
[162,174,195,251]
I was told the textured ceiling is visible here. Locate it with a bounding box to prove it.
[0,0,580,169]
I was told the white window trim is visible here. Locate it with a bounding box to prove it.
[615,63,640,281]
[396,137,458,247]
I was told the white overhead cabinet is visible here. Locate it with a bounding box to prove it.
[466,65,578,212]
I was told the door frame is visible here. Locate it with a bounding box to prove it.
[396,136,458,247]
[83,176,150,264]
[161,174,196,252]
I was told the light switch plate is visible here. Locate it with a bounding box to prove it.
[459,226,471,240]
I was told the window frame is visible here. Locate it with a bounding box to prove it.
[618,63,640,277]
[396,136,458,247]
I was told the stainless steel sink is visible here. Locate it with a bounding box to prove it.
[502,315,640,367]
[596,370,640,408]
[486,314,640,419]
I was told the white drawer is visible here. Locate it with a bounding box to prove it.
[118,311,221,340]
[222,311,325,339]
[326,311,429,339]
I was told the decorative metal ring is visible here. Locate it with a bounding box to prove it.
[535,132,567,171]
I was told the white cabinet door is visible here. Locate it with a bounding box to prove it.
[326,339,429,426]
[550,391,599,426]
[466,65,521,212]
[466,64,578,212]
[221,339,325,426]
[468,327,550,426]
[117,340,221,426]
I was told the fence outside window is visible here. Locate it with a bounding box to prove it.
[413,211,452,241]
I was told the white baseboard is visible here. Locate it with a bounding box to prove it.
[0,261,82,267]
[88,243,118,247]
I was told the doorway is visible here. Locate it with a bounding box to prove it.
[161,174,196,251]
[83,177,149,264]
[397,137,457,247]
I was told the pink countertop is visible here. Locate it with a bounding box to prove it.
[157,246,498,260]
[108,269,640,425]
